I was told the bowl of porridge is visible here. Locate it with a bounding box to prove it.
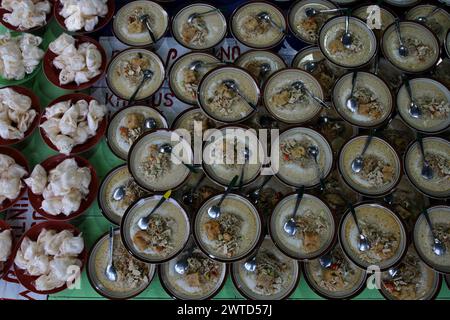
[106,105,168,161]
[231,237,300,300]
[380,245,441,300]
[98,165,149,225]
[404,137,450,199]
[288,0,340,44]
[193,193,263,263]
[406,5,450,45]
[197,66,259,123]
[303,244,367,299]
[112,1,169,47]
[169,52,222,105]
[319,16,377,69]
[121,195,191,263]
[338,136,401,197]
[339,202,408,270]
[274,127,333,189]
[159,238,227,300]
[87,229,156,300]
[413,206,450,275]
[381,21,440,74]
[230,1,287,50]
[171,3,227,51]
[263,68,324,124]
[332,71,394,129]
[128,129,192,192]
[202,125,264,188]
[106,48,165,101]
[397,78,450,134]
[269,193,336,260]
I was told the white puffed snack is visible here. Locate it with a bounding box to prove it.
[0,153,27,204]
[0,229,12,263]
[49,33,103,86]
[40,98,107,154]
[0,32,44,80]
[59,0,108,32]
[1,0,51,31]
[24,164,47,195]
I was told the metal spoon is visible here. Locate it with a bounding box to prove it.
[308,145,326,192]
[283,186,305,236]
[346,71,359,113]
[348,202,371,252]
[291,81,329,109]
[395,19,409,57]
[305,7,347,18]
[112,186,125,201]
[248,175,273,204]
[159,143,199,173]
[416,6,440,24]
[187,8,221,24]
[404,77,421,119]
[140,15,157,44]
[256,12,285,34]
[351,134,373,174]
[319,254,333,269]
[259,63,271,86]
[303,59,324,73]
[238,147,250,191]
[341,15,353,49]
[105,226,118,282]
[189,60,225,73]
[174,245,196,275]
[417,134,433,180]
[244,253,258,273]
[422,208,446,256]
[207,175,239,219]
[182,173,206,205]
[142,117,157,131]
[128,69,154,106]
[137,190,172,230]
[223,79,257,110]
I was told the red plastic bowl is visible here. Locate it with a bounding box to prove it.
[28,154,98,221]
[0,5,52,33]
[0,146,29,212]
[0,219,15,280]
[39,93,107,155]
[0,86,41,146]
[53,0,115,34]
[43,35,107,90]
[13,221,87,295]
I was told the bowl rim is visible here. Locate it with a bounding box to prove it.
[43,35,107,90]
[86,230,157,300]
[39,93,108,155]
[13,220,87,295]
[0,85,41,146]
[445,29,450,59]
[27,154,99,221]
[380,20,441,75]
[0,219,15,280]
[290,44,323,68]
[119,194,191,264]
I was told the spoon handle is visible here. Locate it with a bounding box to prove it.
[145,190,172,220]
[395,19,404,46]
[217,175,239,207]
[348,202,363,235]
[258,175,273,191]
[192,173,206,193]
[350,71,358,97]
[238,91,257,110]
[292,186,305,219]
[404,76,414,103]
[417,133,428,164]
[196,8,222,18]
[422,208,437,239]
[108,226,114,267]
[129,73,152,106]
[344,14,350,35]
[361,134,373,157]
[142,17,157,43]
[238,161,247,191]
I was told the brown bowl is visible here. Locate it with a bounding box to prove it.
[13,221,87,295]
[39,93,107,155]
[0,219,15,280]
[0,5,52,33]
[27,154,98,221]
[43,35,107,90]
[0,86,40,146]
[53,0,115,34]
[0,146,29,212]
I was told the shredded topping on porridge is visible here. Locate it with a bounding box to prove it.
[357,155,394,187]
[401,38,433,62]
[253,250,287,295]
[182,17,209,45]
[119,113,145,146]
[297,15,328,42]
[415,96,450,120]
[382,253,423,300]
[293,209,328,253]
[271,86,309,110]
[425,153,450,180]
[204,212,242,258]
[434,223,450,248]
[358,221,398,263]
[110,238,149,288]
[328,30,364,58]
[183,69,200,99]
[117,53,151,86]
[140,144,171,181]
[280,139,314,167]
[207,83,238,116]
[242,15,270,37]
[318,247,358,292]
[112,179,146,211]
[183,251,221,289]
[353,87,384,120]
[127,7,147,34]
[133,214,174,255]
[243,60,267,83]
